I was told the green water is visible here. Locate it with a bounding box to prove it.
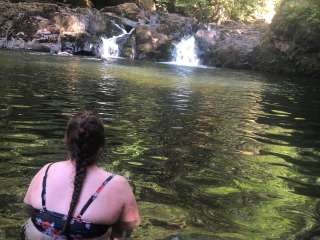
[0,50,320,239]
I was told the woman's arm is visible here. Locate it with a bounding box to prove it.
[111,177,140,239]
[23,204,36,217]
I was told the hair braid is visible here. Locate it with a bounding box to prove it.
[62,143,89,235]
[62,111,105,237]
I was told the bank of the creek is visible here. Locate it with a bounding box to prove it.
[0,50,320,239]
[0,0,319,77]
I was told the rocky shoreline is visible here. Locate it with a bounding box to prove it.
[0,1,264,67]
[0,0,318,77]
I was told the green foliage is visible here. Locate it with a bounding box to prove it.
[156,0,278,23]
[273,0,320,42]
[253,0,320,79]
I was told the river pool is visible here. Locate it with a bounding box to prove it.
[0,50,320,239]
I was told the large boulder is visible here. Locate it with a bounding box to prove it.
[158,13,197,40]
[9,0,92,7]
[9,0,155,10]
[120,12,197,61]
[136,0,155,12]
[100,3,148,22]
[121,31,136,59]
[129,25,172,60]
[108,6,198,61]
[195,22,264,69]
[92,0,135,9]
[0,1,123,55]
[0,2,60,52]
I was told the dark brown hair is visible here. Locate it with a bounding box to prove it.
[63,111,105,235]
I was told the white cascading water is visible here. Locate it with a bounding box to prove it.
[173,36,200,67]
[100,36,121,59]
[100,24,133,59]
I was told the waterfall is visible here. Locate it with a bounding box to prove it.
[172,36,200,67]
[100,25,134,59]
[100,36,121,59]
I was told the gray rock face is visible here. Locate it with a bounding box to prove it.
[195,22,265,69]
[0,1,198,62]
[101,3,148,22]
[133,25,172,60]
[0,1,123,55]
[100,5,198,61]
[120,12,197,60]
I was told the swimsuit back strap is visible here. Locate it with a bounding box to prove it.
[41,163,54,211]
[78,175,114,218]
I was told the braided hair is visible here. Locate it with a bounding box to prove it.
[62,111,105,236]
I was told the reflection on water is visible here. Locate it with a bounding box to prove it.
[0,50,320,239]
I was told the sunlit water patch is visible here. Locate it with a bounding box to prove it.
[0,50,320,239]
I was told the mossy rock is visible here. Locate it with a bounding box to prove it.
[252,0,320,77]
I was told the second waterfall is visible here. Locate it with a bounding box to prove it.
[172,36,200,67]
[100,24,134,59]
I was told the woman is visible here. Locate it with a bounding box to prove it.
[23,111,140,240]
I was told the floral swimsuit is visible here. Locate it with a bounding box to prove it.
[30,163,114,239]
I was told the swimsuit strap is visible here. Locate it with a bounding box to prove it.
[41,163,54,211]
[78,175,114,218]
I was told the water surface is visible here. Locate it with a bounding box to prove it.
[0,50,320,239]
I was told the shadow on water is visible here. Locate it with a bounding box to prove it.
[254,75,320,240]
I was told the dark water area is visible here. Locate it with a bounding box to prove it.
[0,49,320,239]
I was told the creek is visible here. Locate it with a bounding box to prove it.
[0,50,320,239]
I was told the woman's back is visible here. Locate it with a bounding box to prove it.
[23,112,140,239]
[25,161,137,225]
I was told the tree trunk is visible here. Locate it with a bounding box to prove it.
[167,0,176,12]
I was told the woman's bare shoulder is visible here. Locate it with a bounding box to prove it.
[26,161,69,190]
[24,162,53,205]
[31,162,54,182]
[51,160,72,168]
[96,168,131,189]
